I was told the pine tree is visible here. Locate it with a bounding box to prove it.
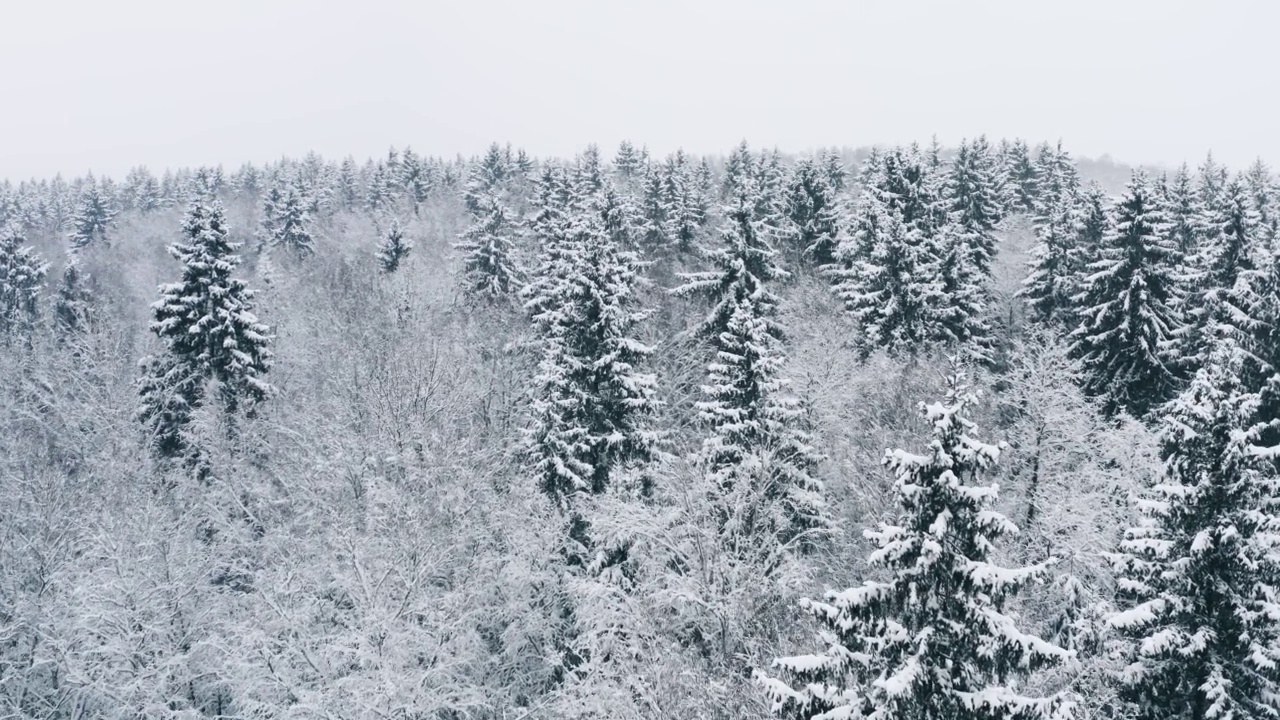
[830,187,944,358]
[1109,339,1280,720]
[1034,141,1080,210]
[0,226,48,339]
[266,184,315,257]
[946,138,1004,276]
[124,166,162,213]
[821,147,847,192]
[663,150,705,255]
[138,201,272,459]
[523,174,658,512]
[1164,164,1200,256]
[1020,195,1083,325]
[375,218,413,273]
[400,147,434,213]
[722,141,754,200]
[673,176,787,340]
[636,164,671,256]
[68,182,118,249]
[462,143,511,216]
[335,156,361,210]
[784,157,842,266]
[53,253,95,336]
[1069,171,1184,417]
[455,189,522,298]
[1003,139,1039,213]
[695,268,826,558]
[614,140,642,181]
[761,373,1071,720]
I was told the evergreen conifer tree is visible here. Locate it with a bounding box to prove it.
[830,186,944,358]
[1069,171,1184,417]
[0,226,48,339]
[614,140,642,181]
[455,188,522,298]
[138,201,272,459]
[761,373,1071,720]
[375,219,413,273]
[68,182,118,249]
[1109,339,1280,720]
[1020,195,1083,325]
[673,176,787,340]
[266,184,315,257]
[784,157,842,266]
[53,253,95,336]
[946,138,1004,276]
[522,170,658,517]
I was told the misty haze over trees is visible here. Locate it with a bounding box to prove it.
[3,137,1280,720]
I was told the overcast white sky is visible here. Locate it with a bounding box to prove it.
[2,0,1276,180]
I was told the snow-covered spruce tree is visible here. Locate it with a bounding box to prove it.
[375,218,413,273]
[821,147,848,192]
[760,373,1071,720]
[1002,139,1040,214]
[1034,141,1080,210]
[1164,164,1200,256]
[262,180,314,257]
[614,139,643,181]
[636,163,671,256]
[455,187,523,299]
[784,156,843,267]
[946,138,1005,276]
[935,222,992,351]
[1020,195,1084,325]
[830,186,944,358]
[1108,339,1280,720]
[399,146,434,213]
[723,140,755,200]
[0,226,48,339]
[138,201,272,459]
[673,175,788,340]
[53,252,96,336]
[663,150,706,255]
[696,284,827,560]
[1070,171,1184,417]
[68,181,118,249]
[522,170,658,514]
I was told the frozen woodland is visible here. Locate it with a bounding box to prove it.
[3,138,1280,720]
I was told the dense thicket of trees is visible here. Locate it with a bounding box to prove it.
[2,138,1278,719]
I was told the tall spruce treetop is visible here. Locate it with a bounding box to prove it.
[263,180,315,257]
[53,253,95,336]
[696,289,827,559]
[831,184,945,358]
[1020,194,1083,325]
[456,187,522,299]
[148,201,272,414]
[523,171,658,505]
[68,182,118,249]
[663,150,706,255]
[1069,171,1185,417]
[614,140,642,180]
[1164,164,1200,256]
[1109,339,1280,720]
[761,373,1071,720]
[946,138,1005,275]
[0,226,48,339]
[723,140,755,200]
[375,218,413,273]
[784,156,843,266]
[1003,139,1040,213]
[673,175,788,341]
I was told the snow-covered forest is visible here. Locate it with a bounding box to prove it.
[2,138,1279,720]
